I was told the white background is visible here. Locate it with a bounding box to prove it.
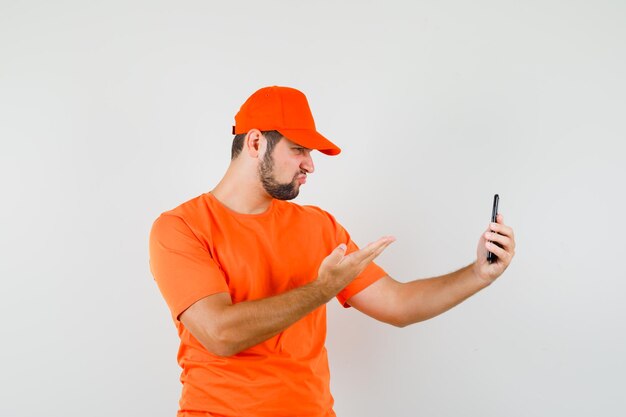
[1,1,625,416]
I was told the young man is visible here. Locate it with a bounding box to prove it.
[149,86,516,417]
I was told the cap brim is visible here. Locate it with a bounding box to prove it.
[277,128,341,156]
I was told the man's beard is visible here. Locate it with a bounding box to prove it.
[259,152,301,201]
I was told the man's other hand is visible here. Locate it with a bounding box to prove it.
[316,236,395,299]
[474,213,516,284]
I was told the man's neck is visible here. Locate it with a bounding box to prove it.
[211,165,273,215]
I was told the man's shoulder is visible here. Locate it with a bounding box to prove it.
[151,193,210,230]
[164,193,208,216]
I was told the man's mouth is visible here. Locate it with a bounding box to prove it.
[296,173,307,184]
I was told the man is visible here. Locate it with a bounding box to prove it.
[149,86,516,417]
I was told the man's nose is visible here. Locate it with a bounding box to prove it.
[301,152,315,174]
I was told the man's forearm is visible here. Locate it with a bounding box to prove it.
[397,262,490,326]
[213,280,332,356]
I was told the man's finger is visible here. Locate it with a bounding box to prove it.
[360,236,395,255]
[363,238,395,264]
[485,231,509,247]
[349,236,395,264]
[486,240,511,262]
[491,216,514,239]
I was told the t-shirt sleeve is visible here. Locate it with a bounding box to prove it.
[325,213,388,308]
[149,213,230,321]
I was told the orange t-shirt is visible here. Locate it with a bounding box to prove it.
[149,192,387,417]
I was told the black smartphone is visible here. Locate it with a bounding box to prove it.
[487,194,500,263]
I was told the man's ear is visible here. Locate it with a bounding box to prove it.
[245,129,264,158]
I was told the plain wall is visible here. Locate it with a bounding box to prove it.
[1,0,625,416]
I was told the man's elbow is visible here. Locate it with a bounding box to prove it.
[211,345,239,358]
[197,325,242,357]
[388,310,428,328]
[391,319,409,328]
[207,341,238,357]
[376,311,410,328]
[389,316,411,328]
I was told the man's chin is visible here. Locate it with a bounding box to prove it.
[274,189,299,201]
[265,183,300,201]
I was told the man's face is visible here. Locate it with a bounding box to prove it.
[258,136,315,200]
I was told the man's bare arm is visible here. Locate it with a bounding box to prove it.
[346,265,488,327]
[348,214,516,327]
[180,236,395,357]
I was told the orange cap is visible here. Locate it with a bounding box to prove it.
[233,86,341,155]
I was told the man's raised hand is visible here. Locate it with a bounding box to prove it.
[315,236,395,300]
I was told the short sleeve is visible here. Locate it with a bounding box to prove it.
[324,213,388,308]
[149,214,230,321]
